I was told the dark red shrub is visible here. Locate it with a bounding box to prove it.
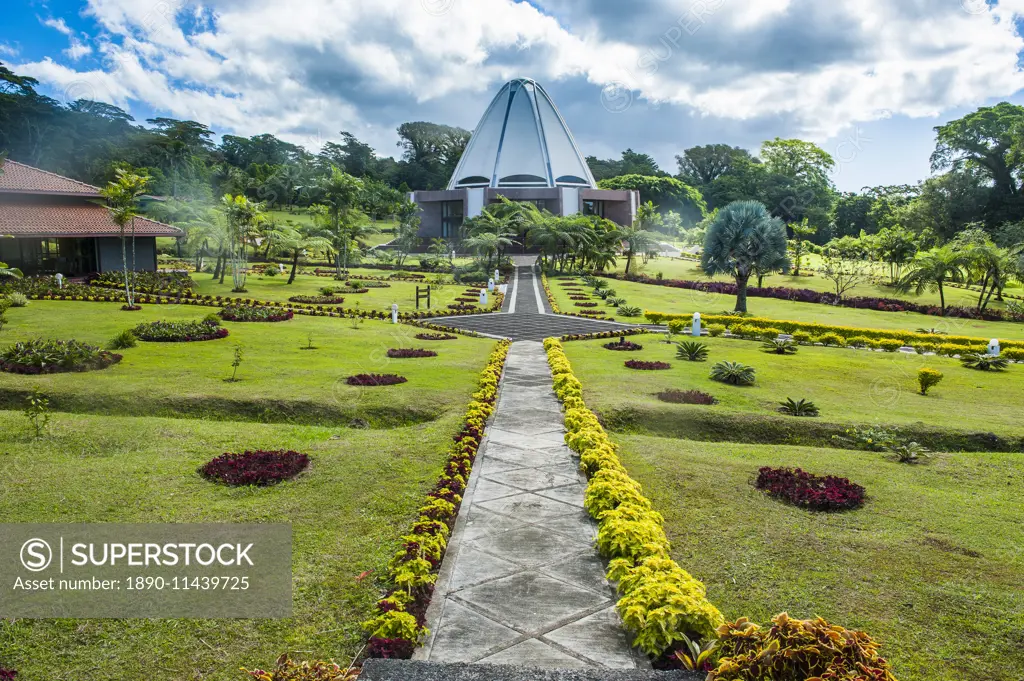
[387,348,438,358]
[368,637,416,659]
[200,450,309,486]
[625,360,671,370]
[121,304,142,311]
[0,669,15,681]
[569,295,591,300]
[657,389,717,405]
[604,339,643,351]
[415,333,457,341]
[575,302,598,307]
[755,467,865,512]
[448,303,476,311]
[346,374,408,386]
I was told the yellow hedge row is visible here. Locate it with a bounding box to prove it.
[544,338,724,656]
[653,312,1024,350]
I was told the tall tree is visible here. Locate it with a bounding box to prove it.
[760,138,836,190]
[311,166,365,277]
[676,144,753,185]
[934,102,1024,197]
[100,166,151,308]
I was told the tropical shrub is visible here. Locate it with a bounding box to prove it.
[1,339,122,374]
[961,353,1009,371]
[676,341,710,362]
[625,360,671,370]
[618,305,643,317]
[706,323,726,337]
[415,333,457,341]
[657,389,717,405]
[778,398,819,417]
[709,361,756,385]
[707,613,898,681]
[346,374,408,386]
[108,329,137,350]
[244,654,358,681]
[755,467,865,512]
[762,338,798,355]
[288,295,346,304]
[387,348,438,358]
[5,292,28,307]
[219,306,294,322]
[918,368,944,395]
[877,338,905,353]
[791,330,812,343]
[847,335,874,348]
[200,450,310,486]
[815,332,846,347]
[132,319,229,342]
[890,440,930,464]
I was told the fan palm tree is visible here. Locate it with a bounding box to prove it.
[463,232,515,270]
[964,242,1013,311]
[100,167,151,307]
[273,223,332,284]
[701,201,790,313]
[312,166,365,278]
[621,202,661,275]
[897,246,965,316]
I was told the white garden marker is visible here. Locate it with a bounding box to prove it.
[692,311,702,337]
[391,303,399,324]
[479,290,488,306]
[55,272,64,289]
[989,339,1000,356]
[494,269,500,282]
[488,277,495,292]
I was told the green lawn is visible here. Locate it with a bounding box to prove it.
[0,301,495,425]
[550,276,1024,341]
[615,435,1024,681]
[189,271,489,315]
[561,334,1024,439]
[0,410,463,680]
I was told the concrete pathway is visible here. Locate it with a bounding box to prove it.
[415,342,644,669]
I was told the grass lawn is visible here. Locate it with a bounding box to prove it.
[614,435,1024,681]
[549,276,1024,341]
[561,334,1024,439]
[0,301,495,425]
[189,271,490,315]
[0,410,464,680]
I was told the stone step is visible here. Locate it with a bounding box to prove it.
[361,660,701,681]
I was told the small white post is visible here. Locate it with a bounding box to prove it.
[692,312,702,337]
[391,303,399,324]
[278,263,286,274]
[494,269,500,282]
[55,273,64,289]
[989,339,1000,356]
[479,290,488,306]
[488,277,495,292]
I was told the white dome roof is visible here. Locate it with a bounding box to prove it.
[447,78,597,190]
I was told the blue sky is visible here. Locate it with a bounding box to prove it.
[5,0,1024,192]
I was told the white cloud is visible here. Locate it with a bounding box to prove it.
[42,17,73,36]
[42,16,94,61]
[12,0,1024,157]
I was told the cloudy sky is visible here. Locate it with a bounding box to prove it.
[5,0,1024,190]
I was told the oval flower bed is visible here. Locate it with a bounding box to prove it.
[132,319,229,342]
[387,348,438,358]
[755,467,865,512]
[415,333,458,341]
[604,339,643,351]
[569,295,591,301]
[448,303,476,311]
[625,360,671,370]
[218,306,294,322]
[346,373,408,386]
[575,302,599,308]
[199,450,310,486]
[288,294,346,304]
[1,338,122,374]
[348,280,391,288]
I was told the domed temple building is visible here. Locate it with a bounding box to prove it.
[410,78,639,242]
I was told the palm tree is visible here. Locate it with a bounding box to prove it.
[701,201,790,313]
[221,194,266,292]
[273,223,331,284]
[313,166,365,278]
[621,202,661,275]
[463,232,514,270]
[897,246,965,316]
[100,167,151,308]
[787,218,817,276]
[963,242,1013,311]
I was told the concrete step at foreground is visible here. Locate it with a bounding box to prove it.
[362,660,700,681]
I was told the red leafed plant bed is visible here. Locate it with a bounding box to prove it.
[415,333,458,341]
[448,303,477,311]
[575,302,599,308]
[387,348,438,358]
[121,304,143,311]
[346,374,408,386]
[219,306,294,322]
[456,297,479,303]
[755,467,865,512]
[569,295,591,300]
[199,450,310,487]
[604,339,644,351]
[657,389,717,405]
[625,360,671,370]
[0,668,16,680]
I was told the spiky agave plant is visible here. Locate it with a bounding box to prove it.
[617,304,643,317]
[763,338,798,355]
[778,397,820,417]
[710,361,756,385]
[960,353,1009,371]
[676,340,710,362]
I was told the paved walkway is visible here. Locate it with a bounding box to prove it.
[415,342,644,669]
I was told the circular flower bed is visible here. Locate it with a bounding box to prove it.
[604,339,643,351]
[288,295,346,304]
[200,450,310,486]
[133,319,229,342]
[346,373,408,386]
[416,333,458,341]
[625,360,671,370]
[755,467,865,512]
[387,348,438,358]
[1,338,122,374]
[575,302,599,308]
[218,306,294,322]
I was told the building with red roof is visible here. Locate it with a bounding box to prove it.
[0,159,183,276]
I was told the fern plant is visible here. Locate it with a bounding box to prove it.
[961,353,1009,371]
[676,341,710,362]
[763,338,798,355]
[710,361,756,386]
[778,398,820,417]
